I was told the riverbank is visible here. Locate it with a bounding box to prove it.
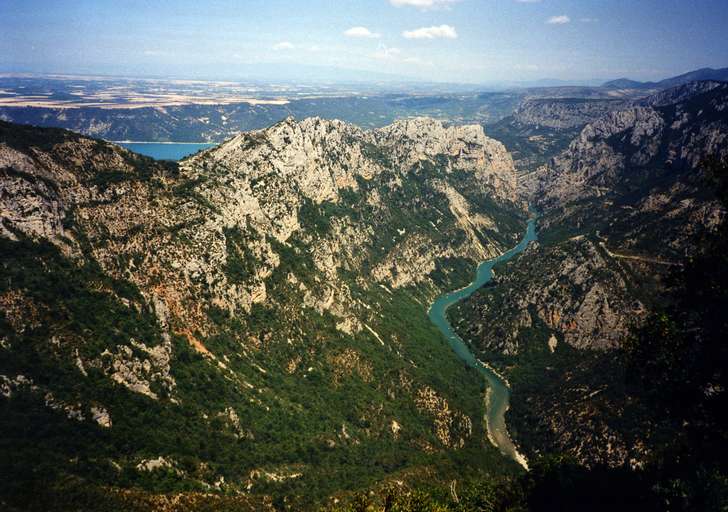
[428,216,537,470]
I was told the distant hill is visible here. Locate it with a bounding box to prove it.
[600,78,646,89]
[603,66,728,89]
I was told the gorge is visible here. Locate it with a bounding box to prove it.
[429,215,537,469]
[1,77,727,511]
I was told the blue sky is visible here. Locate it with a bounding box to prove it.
[2,0,728,83]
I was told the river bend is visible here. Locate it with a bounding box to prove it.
[428,217,537,469]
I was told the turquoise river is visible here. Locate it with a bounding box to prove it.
[428,216,537,469]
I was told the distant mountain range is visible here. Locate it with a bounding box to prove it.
[603,67,728,89]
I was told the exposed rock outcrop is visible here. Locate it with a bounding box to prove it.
[0,116,523,498]
[452,82,728,470]
[513,98,632,130]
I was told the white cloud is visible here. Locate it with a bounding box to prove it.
[272,41,295,50]
[389,0,458,11]
[546,15,571,25]
[372,44,402,60]
[344,26,381,38]
[402,24,458,40]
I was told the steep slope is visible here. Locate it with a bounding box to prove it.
[449,83,728,467]
[0,117,526,509]
[534,81,728,255]
[512,98,632,131]
[488,98,636,175]
[488,81,727,177]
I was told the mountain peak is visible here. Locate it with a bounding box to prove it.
[185,117,517,203]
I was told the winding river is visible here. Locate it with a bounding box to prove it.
[428,216,537,469]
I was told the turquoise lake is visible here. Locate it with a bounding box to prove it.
[428,216,537,468]
[117,142,216,161]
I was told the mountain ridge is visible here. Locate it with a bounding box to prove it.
[0,115,528,508]
[603,66,728,89]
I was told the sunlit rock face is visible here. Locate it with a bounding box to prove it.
[0,116,525,498]
[450,82,728,470]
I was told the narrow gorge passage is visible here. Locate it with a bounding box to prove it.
[428,216,537,469]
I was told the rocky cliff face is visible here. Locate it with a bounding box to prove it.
[472,82,728,357]
[372,117,518,200]
[486,98,634,178]
[0,116,525,506]
[513,98,632,131]
[1,116,521,333]
[492,82,727,179]
[451,238,645,356]
[508,81,725,135]
[450,82,728,469]
[637,80,726,107]
[533,82,728,257]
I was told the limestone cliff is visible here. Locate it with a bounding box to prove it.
[0,116,525,505]
[513,98,632,131]
[450,82,728,469]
